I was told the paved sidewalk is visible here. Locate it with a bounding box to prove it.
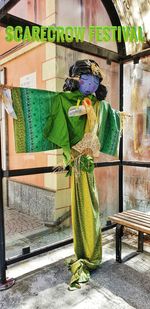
[2,207,150,308]
[0,230,150,309]
[4,207,71,259]
[4,208,45,236]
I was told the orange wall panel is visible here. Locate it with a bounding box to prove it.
[0,27,19,55]
[4,44,47,187]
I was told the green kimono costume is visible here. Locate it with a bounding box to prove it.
[11,87,120,289]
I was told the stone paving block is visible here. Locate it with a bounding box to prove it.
[8,181,15,207]
[5,208,45,236]
[28,186,37,216]
[72,287,134,309]
[8,181,57,224]
[14,181,22,206]
[21,185,29,215]
[37,188,55,222]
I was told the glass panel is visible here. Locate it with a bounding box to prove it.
[1,42,119,171]
[95,166,119,227]
[9,0,45,24]
[57,0,117,52]
[123,57,150,162]
[5,173,72,258]
[5,166,118,258]
[0,42,50,170]
[8,0,117,52]
[124,166,150,213]
[112,0,150,54]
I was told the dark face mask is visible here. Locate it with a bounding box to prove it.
[79,74,99,95]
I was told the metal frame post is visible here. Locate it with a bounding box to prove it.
[0,124,15,290]
[119,63,124,213]
[137,231,144,252]
[116,224,124,263]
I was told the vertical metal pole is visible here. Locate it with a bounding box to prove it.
[0,111,15,290]
[116,224,124,263]
[119,62,124,212]
[137,231,144,252]
[1,106,9,210]
[0,123,7,285]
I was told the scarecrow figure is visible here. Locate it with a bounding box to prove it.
[0,59,126,290]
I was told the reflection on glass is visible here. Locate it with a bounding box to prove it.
[5,166,119,258]
[95,166,119,227]
[5,173,72,258]
[123,58,150,162]
[9,0,45,24]
[9,0,117,52]
[4,45,119,171]
[124,166,150,213]
[112,0,150,54]
[57,0,117,52]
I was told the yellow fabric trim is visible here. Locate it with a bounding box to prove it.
[84,103,98,133]
[76,98,81,107]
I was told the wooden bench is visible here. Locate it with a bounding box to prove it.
[109,210,150,263]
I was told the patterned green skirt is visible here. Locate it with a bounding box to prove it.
[67,159,102,290]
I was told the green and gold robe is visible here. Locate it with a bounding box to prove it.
[11,87,121,289]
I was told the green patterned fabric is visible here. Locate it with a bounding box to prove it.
[12,87,60,152]
[66,100,120,290]
[12,88,120,159]
[43,91,87,163]
[99,100,120,157]
[68,158,102,290]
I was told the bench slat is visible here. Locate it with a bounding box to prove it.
[128,210,150,220]
[112,213,150,228]
[109,215,150,234]
[122,211,150,224]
